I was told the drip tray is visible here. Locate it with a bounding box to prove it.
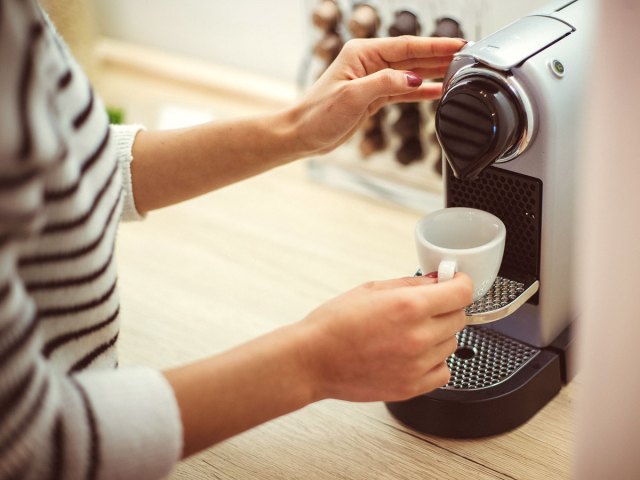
[385,324,563,438]
[415,270,539,325]
[444,326,539,390]
[465,276,539,324]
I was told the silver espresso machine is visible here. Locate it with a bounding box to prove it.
[387,0,594,437]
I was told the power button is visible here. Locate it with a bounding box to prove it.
[549,59,565,78]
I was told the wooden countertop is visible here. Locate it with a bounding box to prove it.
[100,42,576,479]
[115,161,575,480]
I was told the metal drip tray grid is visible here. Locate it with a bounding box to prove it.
[444,326,540,390]
[414,270,539,325]
[465,276,539,324]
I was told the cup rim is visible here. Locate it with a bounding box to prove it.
[415,207,506,254]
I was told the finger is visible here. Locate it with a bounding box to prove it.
[415,361,451,394]
[367,36,466,64]
[389,55,455,71]
[411,65,450,79]
[368,97,388,116]
[365,66,448,84]
[361,274,438,291]
[349,68,423,105]
[367,82,443,115]
[410,313,464,354]
[432,308,467,336]
[419,336,458,369]
[406,272,474,316]
[382,83,444,105]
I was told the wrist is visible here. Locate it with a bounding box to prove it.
[261,107,308,163]
[280,321,328,404]
[164,322,325,455]
[275,103,321,160]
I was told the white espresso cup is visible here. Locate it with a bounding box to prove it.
[415,207,506,301]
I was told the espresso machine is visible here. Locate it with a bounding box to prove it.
[387,0,594,437]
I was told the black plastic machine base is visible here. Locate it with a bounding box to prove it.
[385,325,572,438]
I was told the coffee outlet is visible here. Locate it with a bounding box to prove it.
[386,0,591,437]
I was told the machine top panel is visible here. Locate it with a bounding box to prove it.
[528,0,579,16]
[457,16,574,70]
[548,1,591,31]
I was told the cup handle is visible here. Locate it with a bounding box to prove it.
[437,260,457,282]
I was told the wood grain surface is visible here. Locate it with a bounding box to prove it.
[101,51,575,480]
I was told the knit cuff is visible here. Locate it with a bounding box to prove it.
[111,124,146,222]
[75,366,183,480]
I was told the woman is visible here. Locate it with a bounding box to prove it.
[0,1,471,478]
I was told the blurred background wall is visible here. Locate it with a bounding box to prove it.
[90,0,307,83]
[83,0,550,210]
[89,0,548,84]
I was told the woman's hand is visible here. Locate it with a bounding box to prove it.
[130,36,464,214]
[299,273,472,402]
[166,273,472,456]
[290,36,466,156]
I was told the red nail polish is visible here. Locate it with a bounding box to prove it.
[405,71,422,87]
[426,271,438,278]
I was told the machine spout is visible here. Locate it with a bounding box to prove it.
[435,74,527,180]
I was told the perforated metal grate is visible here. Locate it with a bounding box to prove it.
[446,166,542,285]
[465,277,525,315]
[444,326,539,390]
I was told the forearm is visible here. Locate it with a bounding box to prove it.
[163,273,471,458]
[130,108,302,214]
[128,36,465,215]
[164,322,319,457]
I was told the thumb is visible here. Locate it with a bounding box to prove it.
[372,272,438,290]
[351,69,423,104]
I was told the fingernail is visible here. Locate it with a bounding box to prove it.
[405,71,423,87]
[426,271,438,279]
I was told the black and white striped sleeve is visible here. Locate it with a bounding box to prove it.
[0,286,183,479]
[1,1,183,479]
[0,265,183,479]
[111,124,147,222]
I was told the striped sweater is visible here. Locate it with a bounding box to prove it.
[1,1,182,479]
